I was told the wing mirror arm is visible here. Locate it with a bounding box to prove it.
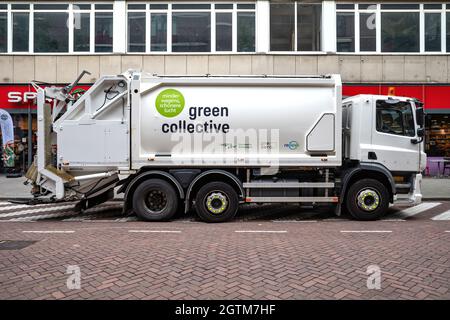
[411,127,425,144]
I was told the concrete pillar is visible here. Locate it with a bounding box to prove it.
[113,0,126,54]
[256,0,270,53]
[321,0,337,53]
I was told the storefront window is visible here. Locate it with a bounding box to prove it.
[0,111,37,174]
[426,115,450,157]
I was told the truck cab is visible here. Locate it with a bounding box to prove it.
[342,95,426,206]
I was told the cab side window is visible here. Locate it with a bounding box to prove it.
[376,101,415,137]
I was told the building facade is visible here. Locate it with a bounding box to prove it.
[0,0,449,174]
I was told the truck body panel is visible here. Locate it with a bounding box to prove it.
[131,74,342,169]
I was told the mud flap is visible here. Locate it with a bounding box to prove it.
[334,202,342,216]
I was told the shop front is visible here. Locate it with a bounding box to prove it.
[0,85,37,174]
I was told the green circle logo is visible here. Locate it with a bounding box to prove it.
[155,89,185,117]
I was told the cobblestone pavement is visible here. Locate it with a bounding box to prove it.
[0,201,449,300]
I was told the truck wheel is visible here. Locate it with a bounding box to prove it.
[195,182,239,223]
[132,179,179,221]
[345,179,389,221]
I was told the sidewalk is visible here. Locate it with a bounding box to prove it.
[0,174,448,201]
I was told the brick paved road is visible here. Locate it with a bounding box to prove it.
[0,201,449,300]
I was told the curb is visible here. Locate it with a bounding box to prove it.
[423,197,450,201]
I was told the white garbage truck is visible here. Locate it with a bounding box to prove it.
[26,70,426,222]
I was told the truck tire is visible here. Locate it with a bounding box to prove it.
[195,182,239,223]
[132,179,179,221]
[345,178,389,221]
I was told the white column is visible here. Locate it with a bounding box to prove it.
[113,0,126,53]
[29,4,34,53]
[232,3,237,52]
[441,4,446,53]
[419,4,425,53]
[68,4,74,53]
[321,0,336,53]
[211,5,216,52]
[255,0,270,53]
[7,3,12,53]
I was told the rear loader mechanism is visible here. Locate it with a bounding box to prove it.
[25,70,124,210]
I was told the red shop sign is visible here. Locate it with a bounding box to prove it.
[0,84,91,110]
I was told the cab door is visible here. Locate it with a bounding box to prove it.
[369,99,419,172]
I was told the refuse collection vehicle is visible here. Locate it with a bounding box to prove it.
[26,70,426,222]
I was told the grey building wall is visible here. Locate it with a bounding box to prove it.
[0,54,449,84]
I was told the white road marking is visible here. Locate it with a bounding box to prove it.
[445,231,450,233]
[381,219,406,222]
[0,203,122,221]
[431,210,450,221]
[235,230,288,233]
[0,204,75,218]
[390,202,441,219]
[22,230,75,234]
[340,230,392,233]
[272,220,317,223]
[128,230,181,233]
[10,211,80,221]
[0,202,70,212]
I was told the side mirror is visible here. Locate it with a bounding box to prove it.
[416,107,424,127]
[417,127,425,137]
[411,127,425,144]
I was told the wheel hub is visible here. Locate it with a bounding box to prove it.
[356,189,380,212]
[205,192,228,215]
[145,190,167,213]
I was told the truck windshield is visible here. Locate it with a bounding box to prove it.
[376,100,415,137]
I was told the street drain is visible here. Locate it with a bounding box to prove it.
[0,240,37,250]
